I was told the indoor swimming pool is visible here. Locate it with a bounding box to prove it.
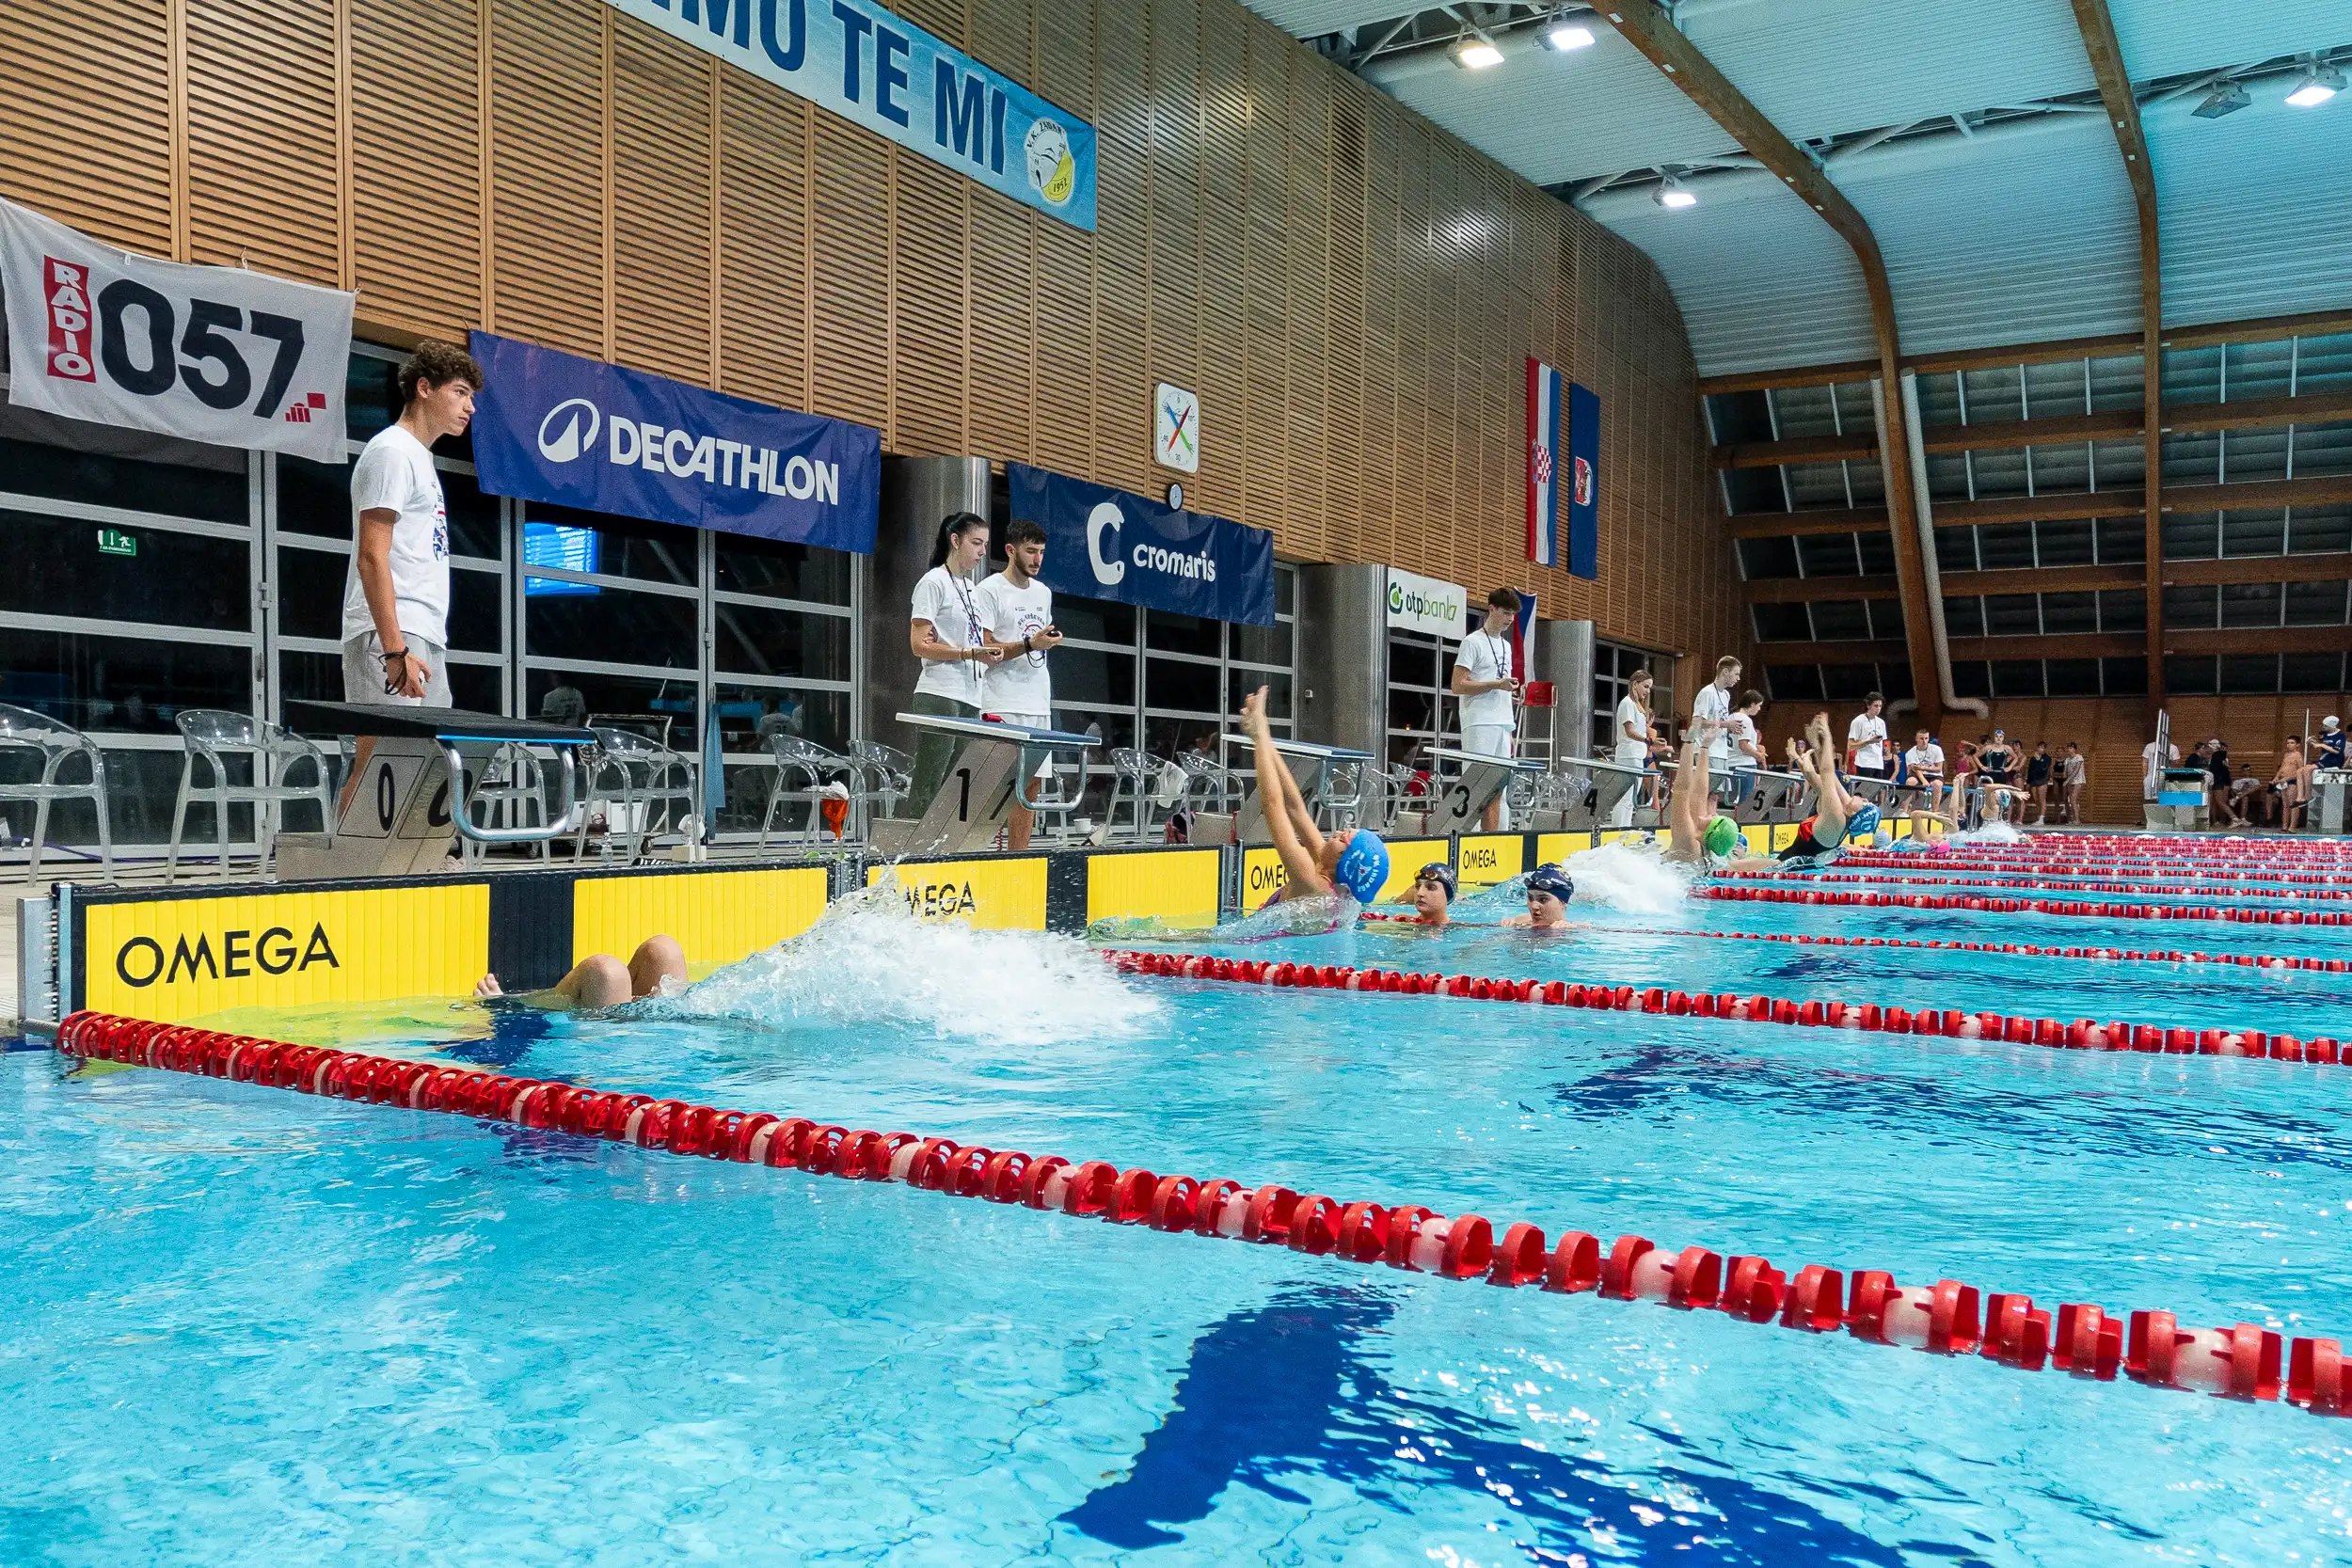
[7,835,2350,1566]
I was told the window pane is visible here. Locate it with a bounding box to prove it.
[1752,604,1811,641]
[0,427,246,526]
[526,587,694,668]
[2095,518,2145,563]
[2099,590,2146,633]
[1739,536,1802,578]
[2288,507,2352,554]
[2161,512,2219,560]
[1934,528,1977,573]
[1855,531,1897,578]
[524,502,695,585]
[439,467,502,560]
[1983,594,2040,636]
[2285,580,2348,626]
[1388,635,1438,689]
[1820,663,1876,699]
[2162,584,2218,629]
[2041,592,2098,634]
[1275,566,1295,617]
[1806,600,1871,640]
[1942,596,1984,638]
[2164,655,2217,694]
[1049,645,1136,707]
[2282,652,2345,692]
[1053,596,1137,648]
[1227,669,1292,723]
[278,650,342,708]
[278,453,357,540]
[526,669,698,748]
[713,536,851,604]
[1795,533,1860,577]
[2102,657,2148,695]
[714,681,848,752]
[449,662,501,713]
[2218,582,2281,628]
[1231,617,1293,669]
[1144,656,1220,716]
[1952,661,1992,699]
[2036,520,2095,566]
[0,626,247,733]
[278,546,348,640]
[1765,664,1823,702]
[2218,654,2280,694]
[449,564,503,654]
[1144,609,1220,657]
[1977,524,2035,569]
[712,600,851,681]
[1867,599,1906,641]
[0,508,250,631]
[1991,660,2044,697]
[2045,658,2102,696]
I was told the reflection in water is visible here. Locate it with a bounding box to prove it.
[1059,1285,1939,1562]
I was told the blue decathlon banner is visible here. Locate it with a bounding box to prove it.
[1566,380,1599,579]
[610,0,1097,231]
[468,331,880,552]
[1008,463,1274,628]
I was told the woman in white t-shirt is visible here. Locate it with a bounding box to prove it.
[904,512,1006,817]
[1607,668,1657,827]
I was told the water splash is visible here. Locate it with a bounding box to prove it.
[1215,892,1359,942]
[645,882,1161,1042]
[1454,837,1695,920]
[1951,820,2026,846]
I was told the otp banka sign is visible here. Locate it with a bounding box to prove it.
[469,331,881,553]
[1011,463,1274,627]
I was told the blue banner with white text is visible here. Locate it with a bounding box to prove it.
[1567,380,1599,579]
[1009,464,1274,628]
[468,331,880,552]
[610,0,1096,230]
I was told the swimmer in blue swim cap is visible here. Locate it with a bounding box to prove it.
[1716,711,1884,871]
[1241,685,1390,909]
[1504,863,1577,929]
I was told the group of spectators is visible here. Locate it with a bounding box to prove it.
[2142,720,2347,831]
[1876,714,2088,828]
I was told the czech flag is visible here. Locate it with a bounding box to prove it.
[1526,358,1563,567]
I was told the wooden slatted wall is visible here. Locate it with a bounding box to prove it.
[0,0,1747,679]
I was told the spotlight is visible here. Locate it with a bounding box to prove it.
[1655,175,1696,209]
[2286,64,2344,107]
[1452,38,1504,69]
[1540,23,1597,52]
[2190,81,2249,119]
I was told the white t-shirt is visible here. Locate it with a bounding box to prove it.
[911,564,987,706]
[1727,711,1760,768]
[1454,630,1515,732]
[1613,695,1649,760]
[975,571,1054,716]
[1692,682,1732,760]
[1905,742,1945,778]
[1848,711,1888,769]
[341,424,450,646]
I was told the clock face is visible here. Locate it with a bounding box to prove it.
[1153,383,1200,473]
[1166,481,1184,511]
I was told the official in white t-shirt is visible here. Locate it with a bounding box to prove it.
[342,341,481,707]
[1846,693,1891,778]
[904,512,1007,818]
[1691,655,1741,791]
[1903,729,1947,832]
[1607,667,1656,828]
[975,519,1067,851]
[1724,689,1766,802]
[1449,587,1522,830]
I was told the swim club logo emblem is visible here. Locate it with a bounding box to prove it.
[1573,454,1593,507]
[1025,119,1075,206]
[115,923,341,988]
[1085,500,1216,589]
[536,398,600,463]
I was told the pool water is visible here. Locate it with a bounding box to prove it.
[6,843,2351,1565]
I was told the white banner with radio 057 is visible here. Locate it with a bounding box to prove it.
[0,199,355,461]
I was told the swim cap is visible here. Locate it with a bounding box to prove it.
[1414,862,1456,901]
[1843,802,1882,844]
[1526,863,1575,903]
[1703,815,1740,859]
[1332,830,1390,905]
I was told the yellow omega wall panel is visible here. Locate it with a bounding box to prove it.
[0,0,1751,674]
[867,858,1049,930]
[572,867,830,975]
[1085,849,1220,929]
[84,883,489,1023]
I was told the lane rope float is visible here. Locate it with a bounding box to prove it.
[1601,926,2347,974]
[1103,950,2348,1068]
[1700,883,2352,927]
[51,1010,2348,1418]
[1719,869,2352,904]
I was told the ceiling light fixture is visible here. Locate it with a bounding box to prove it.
[1541,23,1596,52]
[1453,38,1504,70]
[1655,174,1696,209]
[2285,64,2344,107]
[2190,81,2250,119]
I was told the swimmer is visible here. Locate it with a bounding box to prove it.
[476,935,686,1008]
[1406,862,1455,927]
[1503,863,1577,929]
[1662,719,1746,871]
[1241,685,1389,910]
[1718,711,1880,871]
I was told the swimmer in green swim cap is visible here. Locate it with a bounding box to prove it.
[1664,718,1748,870]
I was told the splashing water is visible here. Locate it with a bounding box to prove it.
[1950,819,2026,847]
[1215,891,1359,942]
[646,882,1161,1042]
[1452,837,1696,921]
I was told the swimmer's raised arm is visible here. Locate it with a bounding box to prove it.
[1271,724,1326,860]
[1244,686,1328,895]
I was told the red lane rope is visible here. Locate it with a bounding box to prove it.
[1884,841,2352,866]
[1718,870,2352,903]
[1104,949,2347,1066]
[1844,851,2347,887]
[52,1010,2348,1417]
[1700,883,2352,927]
[1627,927,2348,974]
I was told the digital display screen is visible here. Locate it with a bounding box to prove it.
[523,521,599,596]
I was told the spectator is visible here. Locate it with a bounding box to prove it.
[539,684,587,727]
[1952,738,1980,828]
[1902,728,1946,834]
[2207,737,2246,828]
[1725,689,1766,802]
[342,340,481,708]
[2142,732,2182,806]
[1449,587,1523,831]
[2060,741,2087,825]
[1607,668,1658,829]
[2026,741,2053,826]
[1692,655,1741,800]
[974,518,1064,851]
[2264,738,2308,830]
[1845,692,1891,780]
[1978,729,2018,791]
[904,512,1007,816]
[2317,716,2346,771]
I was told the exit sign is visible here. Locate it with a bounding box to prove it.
[97,528,137,557]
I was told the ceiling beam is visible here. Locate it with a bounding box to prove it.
[1742,574,1899,603]
[1590,0,1943,727]
[1944,562,2144,596]
[2163,553,2352,587]
[2170,626,2352,657]
[1726,505,1891,539]
[2069,0,2165,715]
[1695,307,2352,398]
[1712,391,2352,468]
[1711,433,1879,469]
[1951,632,2143,661]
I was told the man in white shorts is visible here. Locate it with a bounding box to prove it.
[1449,587,1522,830]
[976,518,1064,851]
[342,340,479,708]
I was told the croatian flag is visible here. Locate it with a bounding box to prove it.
[1526,358,1563,567]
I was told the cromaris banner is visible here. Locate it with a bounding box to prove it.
[612,0,1097,231]
[1008,463,1274,627]
[468,331,880,552]
[0,198,354,462]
